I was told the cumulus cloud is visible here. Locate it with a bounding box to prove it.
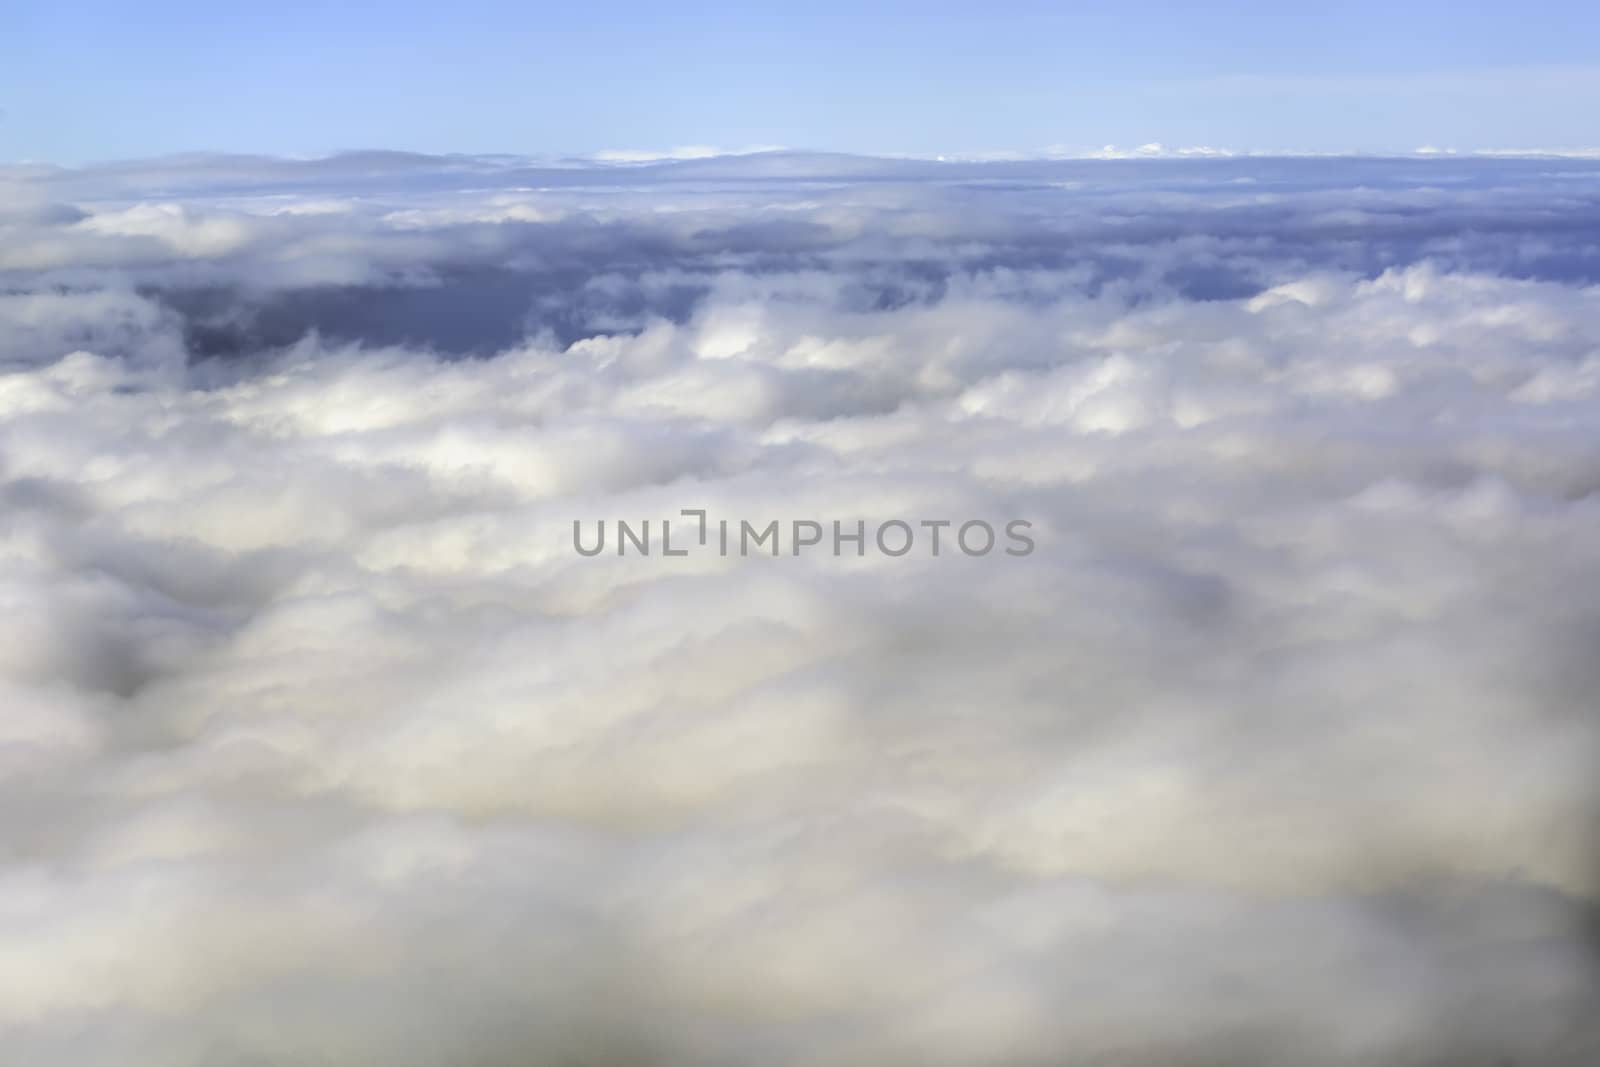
[2,152,1599,1065]
[589,144,790,163]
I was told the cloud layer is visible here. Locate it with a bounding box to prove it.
[2,152,1599,1065]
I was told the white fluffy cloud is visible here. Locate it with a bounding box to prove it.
[1,153,1599,1065]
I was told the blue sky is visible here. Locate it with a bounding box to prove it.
[5,1,1599,163]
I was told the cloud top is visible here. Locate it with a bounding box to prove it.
[2,153,1599,1065]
